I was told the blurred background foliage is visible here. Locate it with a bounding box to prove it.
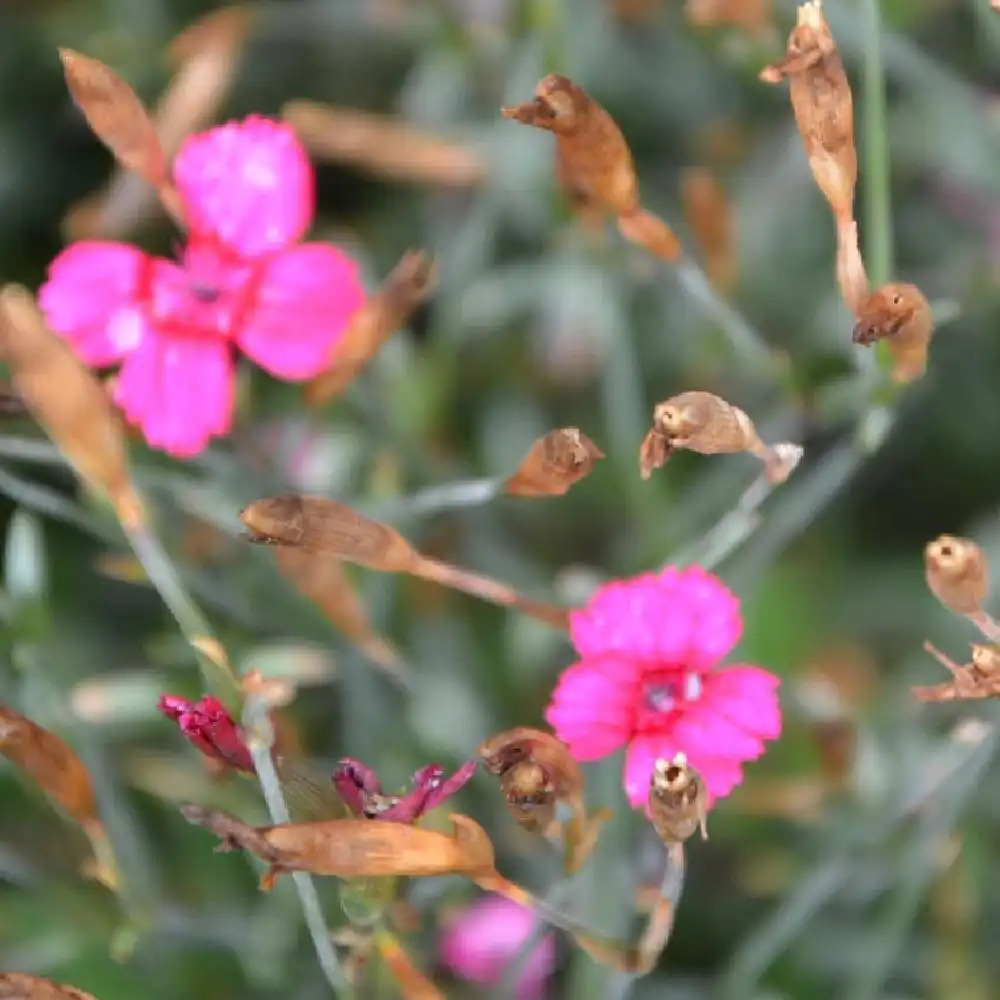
[1,0,1000,997]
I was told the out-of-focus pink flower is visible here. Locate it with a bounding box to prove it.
[332,757,477,823]
[439,894,555,1000]
[39,116,365,457]
[157,694,254,773]
[545,565,781,807]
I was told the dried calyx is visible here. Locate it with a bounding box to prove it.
[648,753,708,844]
[853,283,935,384]
[639,391,802,484]
[503,427,605,498]
[924,534,988,617]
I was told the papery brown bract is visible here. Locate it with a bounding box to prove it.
[0,286,141,527]
[0,972,99,1000]
[283,101,486,187]
[503,427,605,498]
[502,75,681,262]
[648,753,709,843]
[924,534,988,617]
[852,282,934,383]
[305,250,436,406]
[181,805,495,890]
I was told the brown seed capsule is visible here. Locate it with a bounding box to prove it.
[503,427,605,498]
[912,641,1000,702]
[0,972,99,1000]
[305,251,436,406]
[648,753,709,843]
[924,534,988,617]
[502,75,681,262]
[760,1,856,225]
[852,282,934,383]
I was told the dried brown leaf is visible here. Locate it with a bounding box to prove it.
[760,1,856,224]
[852,282,934,383]
[924,534,987,617]
[305,251,436,406]
[0,285,141,527]
[913,641,1000,702]
[502,75,681,262]
[181,805,495,889]
[283,100,487,187]
[503,427,605,498]
[681,167,738,292]
[0,973,100,1000]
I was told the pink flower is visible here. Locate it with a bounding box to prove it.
[544,565,781,807]
[39,116,364,457]
[439,895,555,1000]
[332,757,477,823]
[157,694,254,773]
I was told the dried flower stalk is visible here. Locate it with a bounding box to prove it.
[373,927,446,1000]
[0,285,141,528]
[283,100,487,187]
[681,167,737,293]
[57,48,183,226]
[305,250,435,406]
[503,427,605,498]
[502,74,681,262]
[478,726,609,874]
[639,391,802,484]
[924,535,988,617]
[181,805,496,890]
[0,972,99,1000]
[241,494,570,629]
[853,282,935,384]
[913,641,1000,702]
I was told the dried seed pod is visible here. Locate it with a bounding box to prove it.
[852,282,934,383]
[924,534,988,617]
[180,805,496,890]
[283,101,486,187]
[503,427,605,498]
[648,753,709,843]
[639,390,800,483]
[305,251,435,406]
[760,1,856,225]
[0,972,99,1000]
[913,641,1000,702]
[502,75,681,262]
[681,167,737,293]
[0,285,141,527]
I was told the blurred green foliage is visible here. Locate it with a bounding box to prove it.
[1,0,1000,998]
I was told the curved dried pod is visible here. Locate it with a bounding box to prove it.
[648,753,709,844]
[640,391,801,483]
[852,282,934,383]
[759,1,856,223]
[0,972,99,1000]
[924,534,988,617]
[504,427,605,498]
[181,805,495,890]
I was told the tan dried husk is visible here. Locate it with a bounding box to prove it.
[502,75,681,262]
[305,250,436,406]
[0,972,100,1000]
[0,285,142,528]
[913,641,1000,702]
[924,534,988,617]
[648,754,709,844]
[853,282,934,383]
[283,101,486,187]
[680,167,738,292]
[503,427,605,498]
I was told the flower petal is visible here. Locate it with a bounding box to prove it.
[569,565,742,671]
[38,242,151,366]
[113,315,234,458]
[237,243,365,379]
[670,707,766,764]
[545,655,639,761]
[701,665,782,741]
[173,116,314,257]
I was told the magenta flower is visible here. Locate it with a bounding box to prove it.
[545,565,781,807]
[39,116,364,457]
[332,757,478,823]
[439,894,555,1000]
[157,694,254,773]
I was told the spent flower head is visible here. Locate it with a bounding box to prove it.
[157,694,254,773]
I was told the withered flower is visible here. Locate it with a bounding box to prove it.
[157,694,255,773]
[852,282,934,383]
[305,250,436,406]
[502,75,681,262]
[648,753,709,843]
[913,641,1000,703]
[181,805,496,890]
[639,391,801,484]
[924,534,988,617]
[503,427,605,498]
[0,972,99,1000]
[332,757,477,824]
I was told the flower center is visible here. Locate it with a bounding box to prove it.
[637,670,702,730]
